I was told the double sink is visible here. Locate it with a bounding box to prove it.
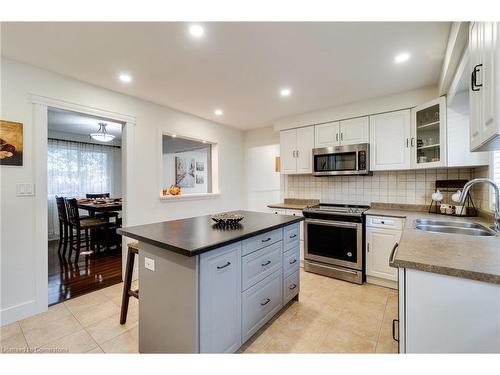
[415,219,497,237]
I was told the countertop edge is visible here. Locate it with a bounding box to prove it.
[267,204,308,210]
[391,258,500,285]
[118,216,304,257]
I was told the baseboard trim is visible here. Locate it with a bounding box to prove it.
[366,276,398,290]
[0,299,45,326]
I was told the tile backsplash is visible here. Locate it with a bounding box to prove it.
[285,167,491,211]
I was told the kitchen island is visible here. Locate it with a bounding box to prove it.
[118,210,303,353]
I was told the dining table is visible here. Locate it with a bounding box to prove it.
[77,199,122,217]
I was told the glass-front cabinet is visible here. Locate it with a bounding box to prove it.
[411,96,447,169]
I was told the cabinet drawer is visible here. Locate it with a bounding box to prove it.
[283,245,300,278]
[366,215,404,230]
[242,228,282,256]
[242,271,282,342]
[242,241,282,291]
[283,223,300,252]
[283,269,300,305]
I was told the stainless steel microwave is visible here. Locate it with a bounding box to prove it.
[312,143,370,176]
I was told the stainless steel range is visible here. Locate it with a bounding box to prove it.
[302,203,370,284]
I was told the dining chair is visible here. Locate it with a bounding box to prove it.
[55,196,70,256]
[65,198,111,262]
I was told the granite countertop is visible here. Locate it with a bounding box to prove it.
[366,207,500,285]
[268,198,319,211]
[118,210,303,257]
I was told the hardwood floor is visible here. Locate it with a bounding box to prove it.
[48,240,123,306]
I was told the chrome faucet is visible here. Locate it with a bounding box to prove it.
[460,178,500,232]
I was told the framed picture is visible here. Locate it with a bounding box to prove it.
[196,175,204,184]
[175,156,195,187]
[196,162,204,171]
[0,120,23,166]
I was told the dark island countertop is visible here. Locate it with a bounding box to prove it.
[117,210,303,257]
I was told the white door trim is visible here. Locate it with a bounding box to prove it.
[31,94,136,319]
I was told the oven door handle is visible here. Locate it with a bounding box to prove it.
[305,218,359,229]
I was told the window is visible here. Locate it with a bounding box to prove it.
[47,139,120,238]
[161,134,215,197]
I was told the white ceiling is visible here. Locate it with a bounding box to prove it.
[2,22,451,130]
[48,108,123,140]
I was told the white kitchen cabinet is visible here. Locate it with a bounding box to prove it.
[411,97,447,169]
[370,110,411,171]
[314,117,369,149]
[314,121,339,148]
[365,215,403,288]
[199,243,242,353]
[268,208,286,215]
[398,268,500,353]
[469,22,500,151]
[340,117,369,145]
[279,127,314,174]
[366,228,400,282]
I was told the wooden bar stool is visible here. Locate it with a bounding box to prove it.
[120,241,139,324]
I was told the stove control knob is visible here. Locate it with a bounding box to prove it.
[347,252,353,257]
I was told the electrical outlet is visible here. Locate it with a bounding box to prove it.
[144,257,155,271]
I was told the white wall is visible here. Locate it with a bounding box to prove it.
[273,85,439,131]
[243,127,282,211]
[0,58,244,324]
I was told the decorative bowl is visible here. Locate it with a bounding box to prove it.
[211,213,244,227]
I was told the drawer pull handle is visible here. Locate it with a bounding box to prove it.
[392,319,399,342]
[289,259,297,264]
[261,260,272,267]
[217,261,231,269]
[260,298,271,306]
[289,234,297,239]
[381,221,385,224]
[289,283,297,290]
[261,237,272,243]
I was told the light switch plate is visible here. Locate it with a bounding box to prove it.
[16,183,35,196]
[144,257,155,271]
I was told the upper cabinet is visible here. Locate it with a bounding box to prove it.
[370,109,411,171]
[314,117,369,148]
[340,117,369,145]
[469,22,500,151]
[280,127,314,175]
[411,97,447,169]
[314,121,339,148]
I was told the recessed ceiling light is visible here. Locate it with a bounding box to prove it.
[189,24,204,38]
[214,109,223,116]
[280,88,291,97]
[171,134,177,138]
[202,140,207,143]
[394,52,410,63]
[118,73,132,83]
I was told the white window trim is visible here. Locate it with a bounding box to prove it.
[159,192,221,202]
[158,129,220,199]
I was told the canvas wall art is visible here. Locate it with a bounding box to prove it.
[175,156,195,187]
[0,120,23,166]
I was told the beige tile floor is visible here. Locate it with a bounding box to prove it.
[1,270,398,354]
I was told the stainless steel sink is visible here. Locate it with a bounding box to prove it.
[414,219,496,237]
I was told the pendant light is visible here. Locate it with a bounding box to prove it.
[90,122,115,142]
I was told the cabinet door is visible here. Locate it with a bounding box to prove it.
[366,228,401,281]
[280,129,297,174]
[370,110,411,171]
[314,122,339,148]
[296,127,315,174]
[480,22,497,141]
[469,22,483,150]
[339,117,369,145]
[411,97,447,169]
[199,243,242,353]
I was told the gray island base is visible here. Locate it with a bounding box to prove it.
[118,211,303,353]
